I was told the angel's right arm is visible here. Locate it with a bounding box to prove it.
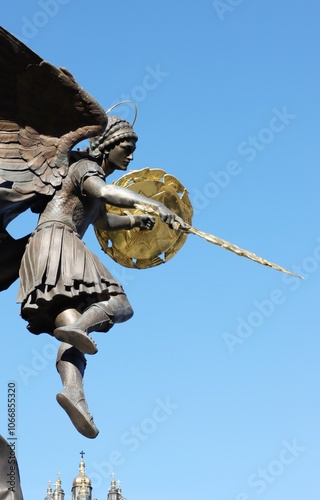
[83,175,157,208]
[83,175,187,228]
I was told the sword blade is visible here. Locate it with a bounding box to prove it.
[134,202,303,279]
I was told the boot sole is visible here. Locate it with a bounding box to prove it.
[56,391,99,439]
[54,326,98,355]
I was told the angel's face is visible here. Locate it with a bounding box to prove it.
[104,139,136,173]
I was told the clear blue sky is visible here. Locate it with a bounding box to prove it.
[1,1,320,499]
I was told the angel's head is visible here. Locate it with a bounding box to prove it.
[89,116,138,173]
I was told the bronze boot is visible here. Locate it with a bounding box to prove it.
[56,345,99,439]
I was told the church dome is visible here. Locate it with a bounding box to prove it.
[72,455,92,488]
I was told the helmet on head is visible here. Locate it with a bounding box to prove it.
[89,115,138,159]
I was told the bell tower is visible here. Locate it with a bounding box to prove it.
[44,480,53,500]
[107,473,124,500]
[53,473,65,500]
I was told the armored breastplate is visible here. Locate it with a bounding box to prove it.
[38,169,101,237]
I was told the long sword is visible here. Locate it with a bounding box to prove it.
[134,202,303,279]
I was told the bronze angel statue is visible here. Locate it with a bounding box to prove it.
[0,27,186,439]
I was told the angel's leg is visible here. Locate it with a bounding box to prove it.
[55,306,98,438]
[53,294,133,354]
[53,296,132,437]
[55,342,99,439]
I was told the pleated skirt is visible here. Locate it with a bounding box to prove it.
[17,222,124,334]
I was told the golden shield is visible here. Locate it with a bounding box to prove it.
[95,168,193,269]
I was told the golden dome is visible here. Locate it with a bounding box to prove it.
[72,456,92,488]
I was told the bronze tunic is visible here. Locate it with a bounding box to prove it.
[17,159,125,334]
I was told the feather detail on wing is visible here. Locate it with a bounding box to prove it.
[0,26,107,196]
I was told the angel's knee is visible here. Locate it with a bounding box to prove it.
[97,294,133,324]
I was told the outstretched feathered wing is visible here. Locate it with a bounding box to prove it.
[0,27,107,290]
[0,26,107,201]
